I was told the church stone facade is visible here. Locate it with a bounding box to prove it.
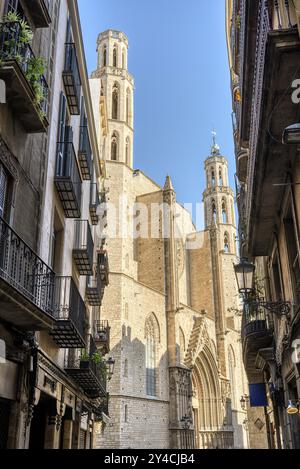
[90,29,250,449]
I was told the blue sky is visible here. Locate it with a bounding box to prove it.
[78,0,234,228]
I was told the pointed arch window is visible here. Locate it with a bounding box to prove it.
[219,169,223,187]
[111,132,118,161]
[103,46,107,67]
[212,201,217,223]
[126,88,131,125]
[211,170,216,187]
[222,201,228,224]
[113,45,118,67]
[125,137,130,166]
[224,233,230,253]
[145,314,160,397]
[112,83,119,120]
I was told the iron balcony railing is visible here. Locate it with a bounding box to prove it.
[0,21,49,115]
[98,251,109,286]
[73,220,94,275]
[65,336,107,398]
[89,183,100,225]
[79,126,92,180]
[55,137,82,218]
[0,216,55,316]
[94,320,110,354]
[241,298,273,340]
[63,43,81,115]
[86,262,102,306]
[49,276,86,348]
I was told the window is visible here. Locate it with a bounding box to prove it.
[211,170,216,187]
[145,314,160,397]
[212,201,217,224]
[125,137,130,166]
[222,201,228,224]
[112,83,119,120]
[224,233,229,253]
[0,164,8,219]
[124,404,128,423]
[126,88,131,125]
[111,132,118,161]
[122,50,126,69]
[271,253,283,302]
[284,203,300,304]
[103,46,107,67]
[113,46,117,67]
[124,359,128,378]
[219,169,223,186]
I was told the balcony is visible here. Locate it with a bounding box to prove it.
[63,43,81,115]
[94,320,110,355]
[242,302,274,382]
[25,0,52,28]
[55,139,82,218]
[93,394,109,422]
[86,263,102,306]
[73,220,94,275]
[238,0,300,255]
[98,251,109,287]
[90,183,100,225]
[0,217,55,330]
[49,277,86,348]
[65,337,107,398]
[0,21,49,133]
[197,431,234,450]
[78,126,92,180]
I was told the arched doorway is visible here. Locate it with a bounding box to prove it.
[192,347,223,449]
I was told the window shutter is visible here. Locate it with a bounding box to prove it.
[0,164,8,219]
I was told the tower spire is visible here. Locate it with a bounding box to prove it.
[211,129,220,156]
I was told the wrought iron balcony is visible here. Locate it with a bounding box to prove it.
[78,126,92,180]
[86,263,102,306]
[73,220,94,275]
[90,183,100,226]
[65,337,107,398]
[242,301,274,381]
[93,394,109,422]
[0,21,49,133]
[24,0,52,28]
[55,138,82,218]
[94,320,110,355]
[98,251,109,287]
[49,277,86,348]
[63,43,81,115]
[0,217,55,330]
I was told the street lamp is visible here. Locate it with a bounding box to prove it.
[240,394,249,411]
[282,123,300,144]
[287,400,300,415]
[106,357,115,381]
[234,258,255,294]
[234,259,291,317]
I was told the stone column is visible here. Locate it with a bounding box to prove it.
[44,414,61,449]
[62,420,73,449]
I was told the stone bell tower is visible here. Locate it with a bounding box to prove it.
[203,132,237,255]
[91,30,134,167]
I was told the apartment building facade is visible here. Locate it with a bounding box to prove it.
[0,0,110,449]
[227,0,300,449]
